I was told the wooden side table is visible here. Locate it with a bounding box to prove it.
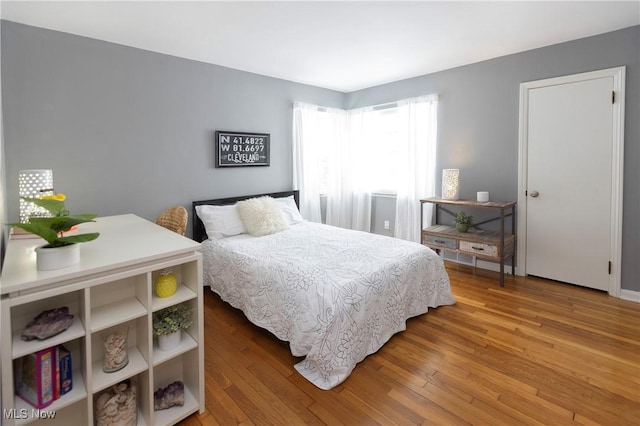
[420,197,516,287]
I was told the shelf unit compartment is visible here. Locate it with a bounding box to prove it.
[89,275,149,333]
[13,368,87,426]
[90,319,150,393]
[152,330,198,367]
[150,258,200,312]
[91,344,148,394]
[151,285,197,313]
[152,288,201,364]
[12,317,85,360]
[92,373,147,426]
[151,352,201,426]
[10,291,86,359]
[14,397,88,426]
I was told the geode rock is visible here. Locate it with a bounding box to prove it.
[154,381,184,410]
[21,306,74,341]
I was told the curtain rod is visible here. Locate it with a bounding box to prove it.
[294,94,438,113]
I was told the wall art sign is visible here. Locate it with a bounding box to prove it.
[215,131,270,167]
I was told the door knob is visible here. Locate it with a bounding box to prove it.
[530,190,539,198]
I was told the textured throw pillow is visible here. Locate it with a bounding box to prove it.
[275,196,304,225]
[195,204,246,239]
[236,196,289,236]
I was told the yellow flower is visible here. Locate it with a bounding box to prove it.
[42,193,66,201]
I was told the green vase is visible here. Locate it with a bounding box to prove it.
[456,223,469,233]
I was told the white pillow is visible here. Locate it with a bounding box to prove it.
[275,196,304,225]
[195,204,246,239]
[236,196,289,236]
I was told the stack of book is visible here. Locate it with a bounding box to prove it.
[14,345,72,408]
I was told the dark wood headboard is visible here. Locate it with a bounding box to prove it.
[191,190,300,242]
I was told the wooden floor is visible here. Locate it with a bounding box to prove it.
[180,263,640,425]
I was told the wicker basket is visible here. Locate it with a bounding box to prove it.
[155,206,188,236]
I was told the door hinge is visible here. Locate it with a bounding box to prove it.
[612,91,615,104]
[608,261,612,274]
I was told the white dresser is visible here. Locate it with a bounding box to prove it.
[1,214,204,426]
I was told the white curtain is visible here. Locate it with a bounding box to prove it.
[325,107,371,231]
[294,95,437,237]
[394,95,439,242]
[293,102,372,230]
[292,102,324,222]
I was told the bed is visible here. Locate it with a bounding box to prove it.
[192,190,455,389]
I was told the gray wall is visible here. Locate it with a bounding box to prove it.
[355,26,639,292]
[2,21,638,291]
[1,21,344,235]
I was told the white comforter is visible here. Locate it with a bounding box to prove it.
[201,221,455,389]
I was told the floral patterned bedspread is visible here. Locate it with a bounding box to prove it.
[201,221,455,389]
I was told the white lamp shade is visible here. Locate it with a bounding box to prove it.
[442,169,460,200]
[19,169,54,223]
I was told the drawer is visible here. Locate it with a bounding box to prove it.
[423,235,457,249]
[459,240,498,257]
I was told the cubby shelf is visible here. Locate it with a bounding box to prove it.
[152,285,197,312]
[153,332,198,367]
[92,346,149,393]
[14,369,87,426]
[91,298,147,333]
[12,317,85,359]
[1,215,204,426]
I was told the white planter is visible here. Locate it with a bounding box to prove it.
[158,330,181,351]
[35,243,80,271]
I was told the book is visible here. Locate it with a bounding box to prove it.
[8,227,39,240]
[14,347,56,409]
[58,345,72,396]
[54,347,60,400]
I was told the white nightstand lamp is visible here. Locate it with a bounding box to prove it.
[442,169,460,200]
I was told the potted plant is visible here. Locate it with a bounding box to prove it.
[153,303,193,351]
[454,211,473,233]
[8,195,100,270]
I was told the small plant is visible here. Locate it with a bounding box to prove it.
[153,303,193,336]
[454,211,473,225]
[8,195,99,247]
[454,211,472,233]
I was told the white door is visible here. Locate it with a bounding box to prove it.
[525,76,614,291]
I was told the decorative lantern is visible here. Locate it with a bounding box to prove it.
[18,169,54,223]
[441,169,460,200]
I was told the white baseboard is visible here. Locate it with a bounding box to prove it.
[620,289,640,303]
[476,259,514,275]
[459,260,639,302]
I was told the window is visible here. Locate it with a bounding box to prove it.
[293,95,438,240]
[313,106,402,195]
[363,107,401,194]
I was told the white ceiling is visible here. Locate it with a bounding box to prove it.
[2,1,639,92]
